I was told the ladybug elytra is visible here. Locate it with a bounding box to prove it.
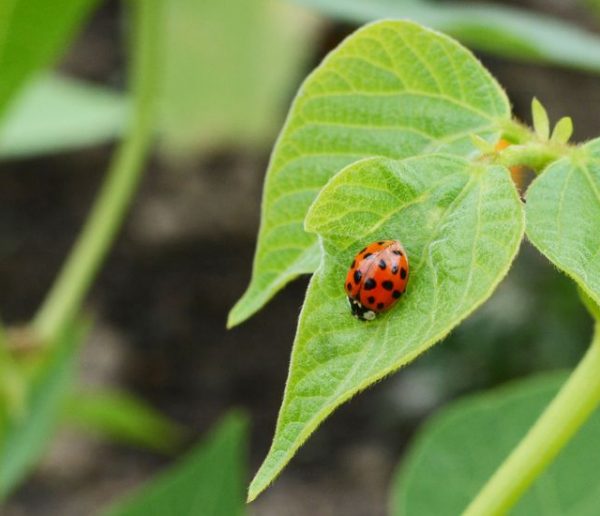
[345,240,409,321]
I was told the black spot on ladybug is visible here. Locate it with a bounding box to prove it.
[378,259,386,270]
[364,278,376,290]
[377,302,385,310]
[367,296,375,304]
[393,290,402,299]
[351,260,355,268]
[353,270,362,283]
[392,250,402,255]
[347,282,352,291]
[377,241,384,245]
[363,252,373,259]
[391,264,398,274]
[382,280,394,291]
[400,268,407,279]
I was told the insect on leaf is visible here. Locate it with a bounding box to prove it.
[247,154,524,501]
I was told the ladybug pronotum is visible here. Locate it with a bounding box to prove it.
[344,240,409,321]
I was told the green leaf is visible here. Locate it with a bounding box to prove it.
[159,0,314,155]
[295,0,600,74]
[62,389,184,454]
[531,98,550,141]
[0,74,129,159]
[0,319,88,500]
[248,154,524,501]
[104,412,248,516]
[526,139,600,308]
[229,20,510,327]
[389,372,600,515]
[0,0,99,120]
[550,116,574,145]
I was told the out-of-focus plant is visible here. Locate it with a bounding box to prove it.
[159,0,317,157]
[0,0,177,504]
[103,412,248,516]
[390,372,600,515]
[0,75,128,159]
[0,0,312,507]
[294,0,600,74]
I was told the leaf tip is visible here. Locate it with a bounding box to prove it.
[246,475,266,503]
[226,291,255,329]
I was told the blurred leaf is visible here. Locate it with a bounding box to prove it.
[104,412,248,516]
[248,155,524,501]
[229,20,510,327]
[295,0,600,74]
[0,74,128,159]
[159,0,316,155]
[0,0,99,120]
[0,325,27,422]
[63,389,184,454]
[0,319,88,500]
[526,139,600,309]
[390,372,600,515]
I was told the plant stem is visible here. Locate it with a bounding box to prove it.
[494,142,565,173]
[464,322,600,516]
[32,0,162,343]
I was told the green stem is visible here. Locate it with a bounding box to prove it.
[494,142,564,173]
[32,0,162,343]
[464,322,600,516]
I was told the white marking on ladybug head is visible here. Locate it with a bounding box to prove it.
[363,310,376,321]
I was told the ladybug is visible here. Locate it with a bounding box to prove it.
[344,240,409,321]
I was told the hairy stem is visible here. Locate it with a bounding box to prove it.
[494,142,564,173]
[33,0,162,343]
[464,321,600,516]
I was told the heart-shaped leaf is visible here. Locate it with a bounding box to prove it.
[248,154,524,500]
[228,20,510,327]
[526,138,600,307]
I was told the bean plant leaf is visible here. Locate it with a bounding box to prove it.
[248,154,524,501]
[295,0,600,74]
[0,319,88,500]
[228,20,510,327]
[104,412,248,516]
[0,74,128,159]
[390,372,600,515]
[0,0,99,120]
[526,139,600,308]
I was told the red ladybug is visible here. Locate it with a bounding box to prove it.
[345,240,409,321]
